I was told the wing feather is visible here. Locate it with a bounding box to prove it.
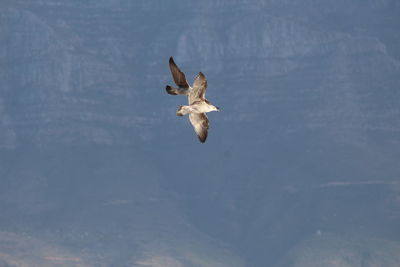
[189,72,207,104]
[189,113,209,143]
[169,57,190,89]
[166,85,189,96]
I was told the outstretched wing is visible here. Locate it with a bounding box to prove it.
[166,85,189,96]
[189,113,209,143]
[189,72,207,104]
[169,57,190,90]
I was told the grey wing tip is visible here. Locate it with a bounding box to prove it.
[197,132,208,143]
[166,85,177,95]
[197,72,206,79]
[198,136,207,143]
[196,72,207,85]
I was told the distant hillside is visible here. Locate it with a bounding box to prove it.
[275,233,400,267]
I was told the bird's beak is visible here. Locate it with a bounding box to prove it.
[216,107,220,111]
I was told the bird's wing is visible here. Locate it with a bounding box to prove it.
[189,72,207,104]
[166,85,189,96]
[169,57,190,89]
[189,113,209,143]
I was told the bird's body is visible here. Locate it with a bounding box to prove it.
[166,57,219,143]
[177,100,217,115]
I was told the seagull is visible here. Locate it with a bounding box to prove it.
[166,57,219,143]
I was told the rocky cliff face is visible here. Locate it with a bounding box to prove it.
[1,1,399,147]
[1,0,399,266]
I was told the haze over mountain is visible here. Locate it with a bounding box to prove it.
[0,1,399,266]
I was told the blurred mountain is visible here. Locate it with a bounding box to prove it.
[275,233,400,267]
[0,0,399,266]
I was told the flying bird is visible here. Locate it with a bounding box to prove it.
[166,57,219,143]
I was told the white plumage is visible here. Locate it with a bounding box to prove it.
[166,57,219,143]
